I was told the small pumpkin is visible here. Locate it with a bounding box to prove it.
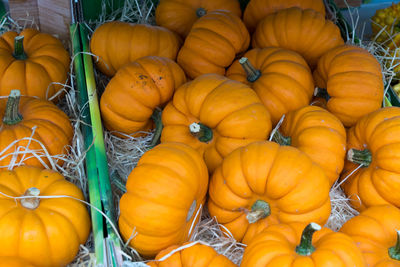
[90,21,181,76]
[0,257,36,267]
[177,10,250,79]
[161,73,272,172]
[155,0,242,38]
[0,90,73,170]
[241,222,366,266]
[314,44,384,127]
[340,205,400,266]
[100,56,186,137]
[0,29,70,101]
[147,242,236,266]
[118,142,209,257]
[0,166,91,267]
[226,47,314,125]
[341,107,400,211]
[208,141,331,244]
[252,7,344,68]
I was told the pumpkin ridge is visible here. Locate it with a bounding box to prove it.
[136,62,164,105]
[260,71,311,99]
[102,95,151,123]
[370,168,400,206]
[33,210,55,264]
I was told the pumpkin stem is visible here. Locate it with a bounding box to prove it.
[13,36,27,60]
[246,200,270,224]
[189,122,213,143]
[314,87,331,101]
[149,108,163,148]
[20,187,41,210]
[389,230,400,260]
[271,129,291,146]
[196,7,207,17]
[347,148,372,167]
[239,57,261,82]
[3,90,23,125]
[295,223,321,256]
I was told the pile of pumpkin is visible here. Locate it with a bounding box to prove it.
[88,0,400,266]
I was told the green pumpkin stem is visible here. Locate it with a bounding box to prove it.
[295,223,321,256]
[246,200,270,223]
[189,122,213,143]
[196,7,207,17]
[3,90,23,125]
[314,87,331,101]
[272,129,291,146]
[389,230,400,260]
[149,108,163,148]
[13,36,27,60]
[347,148,372,167]
[20,187,40,210]
[239,57,261,82]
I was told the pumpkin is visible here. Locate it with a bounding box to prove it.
[272,106,347,185]
[100,56,186,137]
[0,29,70,101]
[314,44,384,127]
[0,166,91,267]
[241,222,366,266]
[177,10,250,79]
[340,205,400,266]
[341,107,400,211]
[118,142,209,257]
[0,257,36,267]
[0,90,73,170]
[208,141,331,244]
[226,47,314,125]
[147,242,236,266]
[160,73,272,172]
[155,0,242,38]
[90,21,181,77]
[252,7,344,68]
[243,0,326,33]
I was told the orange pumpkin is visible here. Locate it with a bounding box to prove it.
[208,141,331,244]
[0,257,36,267]
[0,29,70,101]
[160,73,272,172]
[252,7,344,68]
[0,90,73,170]
[0,166,91,267]
[226,47,314,125]
[100,56,186,137]
[90,21,181,76]
[340,205,400,266]
[177,10,250,79]
[118,143,209,257]
[341,107,400,211]
[155,0,242,37]
[313,44,384,127]
[241,222,366,266]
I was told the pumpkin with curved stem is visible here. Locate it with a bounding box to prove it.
[90,21,181,77]
[340,205,400,266]
[226,47,314,125]
[0,90,73,170]
[208,141,331,244]
[341,107,400,211]
[0,29,70,101]
[100,56,186,137]
[155,0,242,38]
[177,10,249,79]
[0,166,91,267]
[252,7,344,68]
[160,73,272,172]
[241,222,365,266]
[118,143,209,257]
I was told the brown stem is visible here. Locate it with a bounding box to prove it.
[149,108,163,148]
[347,148,372,167]
[295,223,321,256]
[3,90,23,125]
[272,129,291,146]
[20,187,40,210]
[196,7,206,17]
[246,200,270,223]
[189,122,213,143]
[239,57,261,82]
[13,36,27,60]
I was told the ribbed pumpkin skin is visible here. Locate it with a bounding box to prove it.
[241,222,366,267]
[147,242,236,267]
[160,74,272,173]
[90,21,181,76]
[0,96,73,170]
[155,0,242,38]
[243,0,326,32]
[177,10,250,79]
[341,107,400,211]
[208,141,331,244]
[100,56,186,137]
[0,257,36,267]
[0,29,70,101]
[226,47,314,125]
[252,7,344,68]
[0,166,91,267]
[340,205,400,266]
[314,44,384,127]
[118,143,209,258]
